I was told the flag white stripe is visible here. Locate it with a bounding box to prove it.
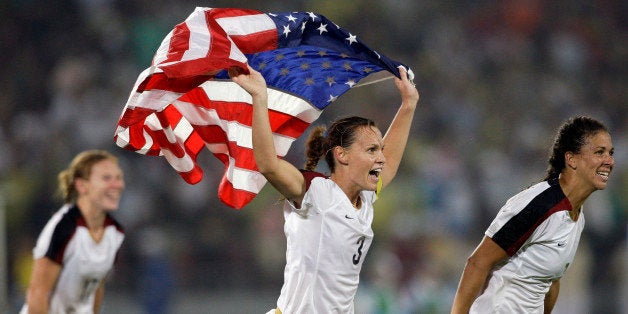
[267,88,322,123]
[152,32,175,66]
[227,39,248,63]
[137,129,155,155]
[206,142,229,155]
[199,81,321,123]
[216,14,275,36]
[163,149,195,173]
[225,157,267,193]
[183,9,212,61]
[172,100,297,155]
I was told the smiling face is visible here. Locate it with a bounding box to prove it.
[341,126,385,192]
[76,159,125,213]
[569,131,614,191]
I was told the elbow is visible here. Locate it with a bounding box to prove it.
[255,158,280,178]
[465,254,493,274]
[466,254,479,266]
[255,160,274,177]
[254,153,274,174]
[253,146,281,175]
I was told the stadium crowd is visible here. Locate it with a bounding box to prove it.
[1,0,625,313]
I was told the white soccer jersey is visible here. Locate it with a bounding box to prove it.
[21,204,125,314]
[470,178,584,314]
[275,171,376,313]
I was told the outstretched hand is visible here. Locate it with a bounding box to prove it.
[394,66,419,108]
[228,64,268,98]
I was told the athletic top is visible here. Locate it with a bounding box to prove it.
[470,178,585,314]
[21,204,125,314]
[276,171,376,314]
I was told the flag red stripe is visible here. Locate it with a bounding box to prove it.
[160,10,249,78]
[164,22,191,64]
[218,176,258,209]
[206,12,239,63]
[229,31,278,54]
[208,8,262,19]
[210,8,277,53]
[117,106,155,128]
[179,87,310,138]
[138,73,212,94]
[179,129,206,183]
[225,142,258,170]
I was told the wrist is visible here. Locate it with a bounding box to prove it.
[251,93,268,106]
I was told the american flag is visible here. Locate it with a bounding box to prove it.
[114,7,413,209]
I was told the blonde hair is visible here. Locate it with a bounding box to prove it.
[57,150,118,203]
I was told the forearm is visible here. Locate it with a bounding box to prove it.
[381,102,416,187]
[451,261,491,313]
[26,289,49,314]
[93,281,105,314]
[250,91,304,200]
[251,93,277,172]
[381,66,418,189]
[544,280,560,314]
[26,257,61,314]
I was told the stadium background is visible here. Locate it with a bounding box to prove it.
[1,0,626,313]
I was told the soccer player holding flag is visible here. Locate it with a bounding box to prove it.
[230,63,418,312]
[114,7,420,312]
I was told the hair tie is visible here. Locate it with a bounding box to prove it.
[322,129,328,139]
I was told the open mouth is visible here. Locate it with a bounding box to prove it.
[597,171,610,181]
[369,169,381,182]
[105,192,121,202]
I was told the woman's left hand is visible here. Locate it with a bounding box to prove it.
[394,66,419,108]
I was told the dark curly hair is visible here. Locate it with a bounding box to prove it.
[543,116,608,181]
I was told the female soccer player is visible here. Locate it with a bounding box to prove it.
[230,64,419,313]
[451,116,615,313]
[21,150,126,314]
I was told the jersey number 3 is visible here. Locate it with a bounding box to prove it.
[352,236,366,265]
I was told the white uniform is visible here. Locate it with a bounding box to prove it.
[20,204,125,314]
[274,171,376,313]
[470,178,585,314]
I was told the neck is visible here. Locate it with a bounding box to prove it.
[76,200,106,229]
[351,196,362,209]
[569,207,581,221]
[558,173,593,214]
[330,174,362,209]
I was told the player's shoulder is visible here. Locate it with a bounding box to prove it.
[105,214,125,234]
[299,170,328,191]
[45,204,81,232]
[508,179,564,209]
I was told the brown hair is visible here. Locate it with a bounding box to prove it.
[304,116,377,173]
[543,116,609,181]
[57,150,118,203]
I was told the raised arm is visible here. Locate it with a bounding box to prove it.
[380,66,419,190]
[451,236,508,314]
[229,65,306,205]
